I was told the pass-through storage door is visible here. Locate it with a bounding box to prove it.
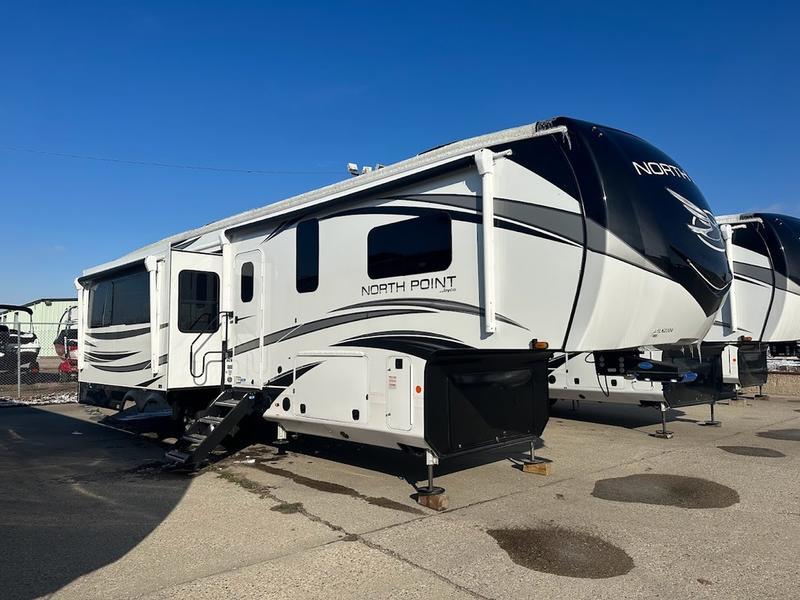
[231,250,264,388]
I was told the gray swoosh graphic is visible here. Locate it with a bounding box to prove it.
[263,309,432,346]
[234,338,261,355]
[329,298,526,330]
[87,327,149,340]
[394,193,584,246]
[733,261,773,286]
[92,360,152,373]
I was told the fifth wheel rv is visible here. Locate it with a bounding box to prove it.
[549,212,800,436]
[76,117,731,492]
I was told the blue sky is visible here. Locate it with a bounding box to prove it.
[1,1,798,304]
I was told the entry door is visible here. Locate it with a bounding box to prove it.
[167,250,224,389]
[231,250,264,388]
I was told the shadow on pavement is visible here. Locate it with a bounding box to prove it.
[549,400,689,429]
[255,434,538,489]
[0,405,192,600]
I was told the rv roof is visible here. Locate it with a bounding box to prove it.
[83,118,567,278]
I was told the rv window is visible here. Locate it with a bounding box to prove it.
[178,270,220,333]
[241,262,254,303]
[89,280,113,327]
[88,266,149,327]
[111,269,150,325]
[368,212,452,279]
[296,219,319,293]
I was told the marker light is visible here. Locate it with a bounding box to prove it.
[531,339,549,350]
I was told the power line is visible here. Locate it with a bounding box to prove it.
[0,144,341,175]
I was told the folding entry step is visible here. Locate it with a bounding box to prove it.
[165,389,259,468]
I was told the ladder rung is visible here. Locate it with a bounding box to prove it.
[165,449,191,463]
[200,415,224,425]
[182,433,206,445]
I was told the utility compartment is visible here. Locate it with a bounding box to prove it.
[291,352,369,423]
[737,343,767,387]
[423,349,551,458]
[662,344,736,407]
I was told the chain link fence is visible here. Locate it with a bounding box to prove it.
[0,321,79,404]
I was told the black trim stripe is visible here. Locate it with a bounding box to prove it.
[87,327,149,340]
[265,361,323,390]
[547,354,569,371]
[334,333,471,359]
[85,350,139,363]
[330,298,526,330]
[393,193,584,246]
[326,206,576,248]
[263,309,432,346]
[172,235,201,250]
[91,360,151,373]
[234,338,260,355]
[733,261,773,286]
[339,329,462,343]
[734,274,771,289]
[136,374,164,387]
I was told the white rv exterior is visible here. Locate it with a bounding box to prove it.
[549,212,800,409]
[76,117,732,461]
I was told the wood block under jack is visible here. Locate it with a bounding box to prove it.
[522,460,552,476]
[417,493,449,511]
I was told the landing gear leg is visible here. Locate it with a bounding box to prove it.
[274,424,289,455]
[651,402,674,439]
[702,401,722,427]
[417,451,445,497]
[754,384,767,399]
[414,451,448,510]
[519,438,552,475]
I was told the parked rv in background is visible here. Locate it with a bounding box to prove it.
[703,213,800,386]
[75,117,731,491]
[550,212,800,436]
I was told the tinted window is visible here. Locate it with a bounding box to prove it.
[111,270,150,325]
[296,219,319,293]
[88,267,149,327]
[241,262,254,302]
[178,270,220,333]
[368,213,452,279]
[89,280,113,327]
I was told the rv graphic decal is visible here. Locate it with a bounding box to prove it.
[331,297,527,329]
[334,331,471,359]
[361,275,456,296]
[668,187,725,253]
[632,161,692,181]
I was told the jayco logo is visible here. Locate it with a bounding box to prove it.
[667,187,725,253]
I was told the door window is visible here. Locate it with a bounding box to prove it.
[178,270,220,333]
